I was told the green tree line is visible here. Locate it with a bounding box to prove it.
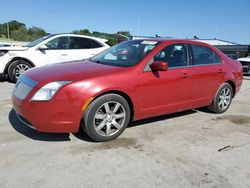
[0,20,130,45]
[0,20,47,41]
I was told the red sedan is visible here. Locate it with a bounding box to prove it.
[12,39,243,141]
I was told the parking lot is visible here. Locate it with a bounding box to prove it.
[0,78,250,188]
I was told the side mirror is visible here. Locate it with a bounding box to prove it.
[38,44,48,51]
[150,61,168,72]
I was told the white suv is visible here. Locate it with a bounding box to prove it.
[0,34,110,82]
[237,56,250,76]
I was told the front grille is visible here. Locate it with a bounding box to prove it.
[13,75,37,100]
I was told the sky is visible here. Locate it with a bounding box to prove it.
[0,0,250,44]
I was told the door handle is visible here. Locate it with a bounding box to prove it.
[182,72,191,78]
[61,54,68,56]
[218,69,224,74]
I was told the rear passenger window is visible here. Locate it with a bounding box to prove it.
[69,37,103,49]
[191,45,221,65]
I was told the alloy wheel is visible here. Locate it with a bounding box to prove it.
[15,64,30,79]
[94,101,126,137]
[218,87,232,111]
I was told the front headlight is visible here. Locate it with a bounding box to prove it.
[31,81,71,101]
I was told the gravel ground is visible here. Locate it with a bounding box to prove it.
[0,78,250,188]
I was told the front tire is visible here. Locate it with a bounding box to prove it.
[8,60,32,82]
[208,83,233,113]
[82,94,131,142]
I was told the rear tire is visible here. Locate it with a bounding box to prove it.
[8,60,32,82]
[82,94,130,142]
[208,83,233,113]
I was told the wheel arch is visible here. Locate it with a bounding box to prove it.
[225,80,236,98]
[4,57,35,74]
[91,90,135,121]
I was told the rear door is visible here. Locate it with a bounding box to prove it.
[189,44,224,106]
[137,43,193,118]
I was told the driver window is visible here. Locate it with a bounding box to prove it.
[46,37,70,49]
[154,44,188,68]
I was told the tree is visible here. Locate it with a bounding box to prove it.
[0,20,130,44]
[0,20,27,39]
[28,27,47,39]
[92,31,102,37]
[0,20,48,41]
[117,31,131,37]
[0,24,7,38]
[72,29,92,36]
[10,26,31,41]
[8,20,25,31]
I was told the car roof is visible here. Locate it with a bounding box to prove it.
[51,33,108,43]
[134,38,213,46]
[132,38,223,56]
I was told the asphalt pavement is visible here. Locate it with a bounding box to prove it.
[0,78,250,188]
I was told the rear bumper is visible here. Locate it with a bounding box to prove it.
[240,61,250,76]
[243,66,250,76]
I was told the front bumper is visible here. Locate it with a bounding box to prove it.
[12,94,82,133]
[11,76,85,133]
[15,111,35,130]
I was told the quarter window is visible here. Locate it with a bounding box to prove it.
[92,40,103,48]
[154,44,189,68]
[191,45,221,65]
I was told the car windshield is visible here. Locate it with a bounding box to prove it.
[25,34,56,47]
[90,40,160,67]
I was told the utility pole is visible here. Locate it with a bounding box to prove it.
[7,22,10,39]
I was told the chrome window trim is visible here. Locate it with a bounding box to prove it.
[13,75,37,100]
[168,65,191,70]
[20,74,37,87]
[190,63,221,67]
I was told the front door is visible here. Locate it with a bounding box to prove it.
[137,43,193,119]
[35,36,72,66]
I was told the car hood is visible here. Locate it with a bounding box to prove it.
[0,46,29,51]
[24,60,128,83]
